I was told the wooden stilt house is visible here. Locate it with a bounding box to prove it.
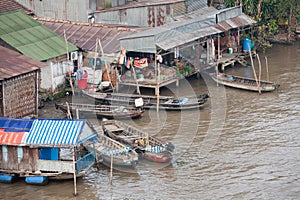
[0,117,97,194]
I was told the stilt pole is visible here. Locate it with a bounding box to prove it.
[265,56,269,81]
[73,147,77,196]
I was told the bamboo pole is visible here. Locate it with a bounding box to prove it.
[76,108,79,119]
[110,154,113,186]
[93,38,98,85]
[157,62,161,112]
[69,76,75,96]
[257,54,262,93]
[73,147,77,196]
[63,30,70,73]
[66,102,72,119]
[249,48,261,94]
[265,56,269,81]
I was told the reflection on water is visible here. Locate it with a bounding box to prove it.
[1,43,300,199]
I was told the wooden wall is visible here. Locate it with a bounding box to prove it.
[0,145,38,172]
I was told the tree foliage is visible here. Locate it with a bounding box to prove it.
[224,0,300,49]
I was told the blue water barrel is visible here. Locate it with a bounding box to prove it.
[243,38,252,52]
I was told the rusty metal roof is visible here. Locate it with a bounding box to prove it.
[0,46,46,81]
[37,18,145,53]
[0,0,33,15]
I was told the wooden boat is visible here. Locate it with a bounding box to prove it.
[83,122,139,169]
[55,102,144,119]
[82,89,209,111]
[102,120,175,163]
[210,73,280,92]
[0,117,96,190]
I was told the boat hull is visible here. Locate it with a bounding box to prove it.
[210,73,280,92]
[82,90,209,111]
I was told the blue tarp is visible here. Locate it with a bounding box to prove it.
[0,117,34,132]
[26,119,86,146]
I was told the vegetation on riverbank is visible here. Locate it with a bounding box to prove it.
[225,0,300,49]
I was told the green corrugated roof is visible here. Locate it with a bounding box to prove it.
[0,10,77,61]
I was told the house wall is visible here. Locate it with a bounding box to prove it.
[1,72,38,118]
[16,0,95,22]
[0,145,38,172]
[40,59,73,94]
[51,60,74,93]
[94,3,185,27]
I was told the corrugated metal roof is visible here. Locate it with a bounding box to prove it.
[120,6,256,52]
[0,10,77,61]
[37,18,144,53]
[0,0,33,15]
[0,117,89,147]
[95,0,185,13]
[26,119,85,147]
[158,13,256,50]
[0,129,27,145]
[0,46,46,81]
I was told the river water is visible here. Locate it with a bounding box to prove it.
[1,42,300,199]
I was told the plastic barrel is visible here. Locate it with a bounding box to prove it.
[243,38,251,52]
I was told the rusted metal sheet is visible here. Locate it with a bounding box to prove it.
[38,19,141,54]
[0,0,33,15]
[16,0,91,22]
[0,46,44,81]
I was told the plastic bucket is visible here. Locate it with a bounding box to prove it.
[78,74,88,89]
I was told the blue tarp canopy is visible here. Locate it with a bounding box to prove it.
[0,117,34,132]
[26,119,86,147]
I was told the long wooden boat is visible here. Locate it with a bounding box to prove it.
[82,89,209,111]
[102,120,175,163]
[210,73,280,92]
[55,102,144,119]
[83,123,139,169]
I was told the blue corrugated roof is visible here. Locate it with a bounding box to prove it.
[26,119,86,146]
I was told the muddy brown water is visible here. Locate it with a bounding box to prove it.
[1,43,300,199]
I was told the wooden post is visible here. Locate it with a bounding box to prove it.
[73,147,77,196]
[217,35,220,63]
[265,56,269,81]
[131,66,141,95]
[249,48,260,94]
[110,154,113,186]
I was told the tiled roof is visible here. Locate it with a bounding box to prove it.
[0,0,33,15]
[0,10,77,61]
[0,46,46,81]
